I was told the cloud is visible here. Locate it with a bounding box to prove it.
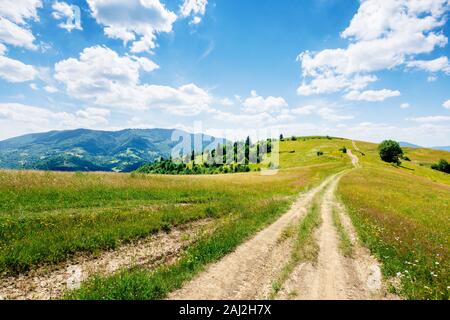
[44,85,58,93]
[316,107,354,122]
[0,54,37,82]
[291,105,317,115]
[0,16,37,50]
[0,0,41,50]
[29,83,37,90]
[407,56,450,74]
[180,0,208,24]
[52,1,82,32]
[408,115,450,123]
[87,0,177,53]
[443,100,450,109]
[242,90,288,113]
[54,46,212,116]
[0,0,40,83]
[0,103,111,139]
[297,0,449,96]
[400,103,411,109]
[0,0,41,24]
[219,98,234,106]
[344,89,401,102]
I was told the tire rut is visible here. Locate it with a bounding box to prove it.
[0,219,213,300]
[168,174,338,300]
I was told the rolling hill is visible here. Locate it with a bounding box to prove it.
[0,128,225,172]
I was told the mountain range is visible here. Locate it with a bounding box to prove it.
[399,142,450,152]
[0,129,224,172]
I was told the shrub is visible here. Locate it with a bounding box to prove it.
[317,151,324,156]
[378,140,403,164]
[340,146,347,154]
[431,159,450,174]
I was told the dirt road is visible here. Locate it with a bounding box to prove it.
[276,174,393,300]
[170,151,395,300]
[168,175,338,300]
[347,149,360,167]
[0,219,213,300]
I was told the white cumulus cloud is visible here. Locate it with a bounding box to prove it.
[297,0,449,97]
[86,0,177,53]
[443,100,450,109]
[407,56,450,74]
[180,0,208,24]
[0,0,41,50]
[344,89,401,102]
[54,46,213,116]
[0,54,37,82]
[242,90,288,114]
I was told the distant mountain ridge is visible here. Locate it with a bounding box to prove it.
[431,146,450,152]
[399,141,450,152]
[399,141,423,148]
[0,128,225,172]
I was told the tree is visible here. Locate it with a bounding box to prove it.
[190,150,195,162]
[279,134,284,141]
[378,140,403,164]
[244,136,251,165]
[256,144,261,164]
[431,159,450,174]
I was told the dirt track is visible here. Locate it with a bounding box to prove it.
[1,148,396,300]
[0,219,213,300]
[168,175,337,300]
[170,149,396,300]
[276,174,394,300]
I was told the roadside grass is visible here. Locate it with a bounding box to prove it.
[269,192,322,299]
[67,165,347,300]
[66,195,293,300]
[332,206,353,258]
[275,137,351,169]
[338,166,450,300]
[0,159,347,276]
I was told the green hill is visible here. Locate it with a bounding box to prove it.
[0,128,225,172]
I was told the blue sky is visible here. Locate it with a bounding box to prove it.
[0,0,450,146]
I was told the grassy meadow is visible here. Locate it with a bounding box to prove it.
[338,141,450,300]
[1,136,449,300]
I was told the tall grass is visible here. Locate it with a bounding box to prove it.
[0,162,346,276]
[338,166,450,299]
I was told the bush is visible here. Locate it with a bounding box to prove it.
[378,140,403,164]
[340,146,347,154]
[431,159,450,174]
[317,151,324,156]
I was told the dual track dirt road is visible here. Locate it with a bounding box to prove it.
[170,147,395,300]
[1,146,396,300]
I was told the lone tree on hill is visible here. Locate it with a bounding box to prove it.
[378,140,403,165]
